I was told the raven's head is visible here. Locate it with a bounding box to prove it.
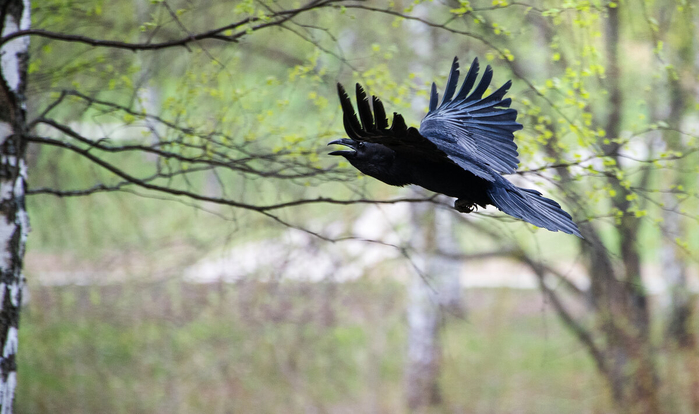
[328,138,399,183]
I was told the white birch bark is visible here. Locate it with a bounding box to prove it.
[0,1,31,412]
[134,0,162,162]
[405,201,462,410]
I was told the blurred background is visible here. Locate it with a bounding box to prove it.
[22,0,699,413]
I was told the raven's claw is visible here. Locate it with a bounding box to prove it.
[455,199,477,213]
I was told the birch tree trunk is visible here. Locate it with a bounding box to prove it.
[405,201,462,411]
[0,0,31,412]
[133,0,162,163]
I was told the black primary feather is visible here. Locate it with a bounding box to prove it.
[355,84,374,132]
[454,58,480,102]
[373,95,388,130]
[441,57,460,105]
[329,57,581,237]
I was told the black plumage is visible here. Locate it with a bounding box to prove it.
[328,57,581,237]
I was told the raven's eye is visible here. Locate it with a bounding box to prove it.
[358,142,365,149]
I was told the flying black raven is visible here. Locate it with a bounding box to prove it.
[328,57,581,237]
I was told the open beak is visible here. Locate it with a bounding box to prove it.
[327,138,357,156]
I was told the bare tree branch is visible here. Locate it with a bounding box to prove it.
[521,255,609,377]
[1,0,345,50]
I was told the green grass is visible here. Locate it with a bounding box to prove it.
[17,281,616,414]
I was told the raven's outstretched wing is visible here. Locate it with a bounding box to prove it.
[338,82,497,177]
[337,82,405,141]
[337,83,450,162]
[420,57,523,181]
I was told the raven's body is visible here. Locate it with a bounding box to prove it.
[406,160,491,208]
[329,57,581,237]
[341,138,492,208]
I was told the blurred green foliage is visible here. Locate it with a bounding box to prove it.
[21,0,699,412]
[19,283,620,414]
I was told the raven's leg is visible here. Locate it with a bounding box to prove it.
[454,198,478,213]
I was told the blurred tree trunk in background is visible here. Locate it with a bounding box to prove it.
[657,6,699,410]
[596,7,659,412]
[523,4,663,412]
[431,208,465,317]
[403,8,447,411]
[658,3,695,351]
[405,202,441,411]
[660,86,694,348]
[134,0,161,163]
[0,0,30,412]
[526,6,661,410]
[405,201,463,412]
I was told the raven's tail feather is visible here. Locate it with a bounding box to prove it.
[487,184,582,237]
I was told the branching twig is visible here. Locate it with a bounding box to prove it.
[1,0,344,49]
